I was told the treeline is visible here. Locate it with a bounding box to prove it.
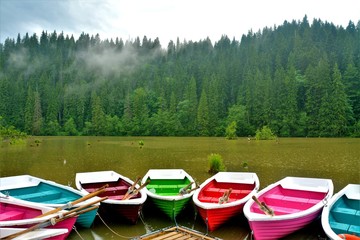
[0,16,359,137]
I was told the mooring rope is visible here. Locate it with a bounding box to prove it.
[72,226,85,240]
[96,213,133,239]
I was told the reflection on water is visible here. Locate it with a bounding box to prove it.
[1,137,359,239]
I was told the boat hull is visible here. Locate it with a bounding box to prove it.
[0,228,69,240]
[0,175,98,229]
[248,208,322,240]
[193,172,260,231]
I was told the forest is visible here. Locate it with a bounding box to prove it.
[0,16,359,137]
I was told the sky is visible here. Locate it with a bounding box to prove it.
[1,0,359,46]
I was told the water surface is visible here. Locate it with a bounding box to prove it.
[1,137,359,239]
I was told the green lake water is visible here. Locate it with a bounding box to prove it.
[1,137,359,239]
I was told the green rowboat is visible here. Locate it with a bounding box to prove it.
[142,169,196,220]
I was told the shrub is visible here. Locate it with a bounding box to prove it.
[225,121,237,140]
[208,153,226,174]
[255,126,276,140]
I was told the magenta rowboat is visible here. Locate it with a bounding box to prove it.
[243,176,333,240]
[75,170,147,224]
[192,172,259,231]
[0,193,76,240]
[0,228,69,240]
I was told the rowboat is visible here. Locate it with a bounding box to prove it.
[321,184,360,240]
[0,193,76,240]
[192,172,260,231]
[243,176,334,240]
[0,228,69,240]
[142,169,196,220]
[75,170,147,224]
[0,175,99,228]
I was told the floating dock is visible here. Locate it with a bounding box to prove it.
[132,225,222,240]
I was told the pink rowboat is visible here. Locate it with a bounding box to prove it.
[243,176,334,240]
[0,194,76,240]
[0,228,69,240]
[192,172,260,231]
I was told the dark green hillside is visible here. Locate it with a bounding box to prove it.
[0,16,359,137]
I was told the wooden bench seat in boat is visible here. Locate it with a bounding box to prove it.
[0,210,24,221]
[349,225,360,235]
[14,190,60,201]
[47,197,76,204]
[332,207,358,223]
[330,221,350,234]
[86,186,128,193]
[263,194,314,210]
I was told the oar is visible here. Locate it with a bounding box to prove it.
[123,180,150,200]
[123,176,141,199]
[218,188,232,204]
[178,182,194,195]
[36,184,109,218]
[261,202,275,216]
[2,204,100,240]
[252,196,275,216]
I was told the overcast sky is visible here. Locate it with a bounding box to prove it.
[1,0,359,46]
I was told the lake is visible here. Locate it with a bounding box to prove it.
[1,137,359,239]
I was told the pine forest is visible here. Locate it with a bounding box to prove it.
[0,16,359,137]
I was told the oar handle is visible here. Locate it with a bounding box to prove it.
[123,180,150,200]
[252,195,274,216]
[36,184,108,218]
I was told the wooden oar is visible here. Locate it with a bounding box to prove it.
[123,176,141,199]
[2,203,101,240]
[36,184,109,218]
[252,196,275,216]
[218,188,232,204]
[122,180,150,200]
[178,182,194,195]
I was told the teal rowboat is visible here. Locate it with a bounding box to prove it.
[0,175,98,228]
[321,184,360,239]
[142,169,196,220]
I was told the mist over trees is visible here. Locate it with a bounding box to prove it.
[0,16,359,137]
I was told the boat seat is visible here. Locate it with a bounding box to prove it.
[332,207,358,224]
[264,194,313,210]
[349,225,360,235]
[14,190,60,201]
[46,197,76,204]
[198,196,217,203]
[105,186,128,192]
[330,221,350,234]
[272,206,300,215]
[0,210,24,221]
[110,195,125,200]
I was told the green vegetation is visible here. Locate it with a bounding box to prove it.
[0,117,27,144]
[255,126,277,140]
[138,140,144,148]
[0,17,359,137]
[208,153,226,174]
[225,121,237,140]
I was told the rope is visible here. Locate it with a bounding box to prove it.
[96,213,133,239]
[73,226,85,240]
